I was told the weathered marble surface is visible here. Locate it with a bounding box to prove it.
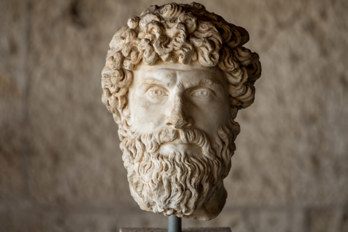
[0,0,347,231]
[101,2,260,220]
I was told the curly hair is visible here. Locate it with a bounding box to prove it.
[101,2,261,124]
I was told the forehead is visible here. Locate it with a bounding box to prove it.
[133,63,225,86]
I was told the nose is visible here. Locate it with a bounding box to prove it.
[166,94,192,129]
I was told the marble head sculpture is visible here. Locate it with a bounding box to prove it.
[101,2,261,220]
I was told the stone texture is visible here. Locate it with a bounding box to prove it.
[0,0,347,231]
[306,207,347,232]
[101,3,261,219]
[28,210,120,232]
[184,208,306,232]
[0,204,31,232]
[0,0,27,202]
[0,205,119,232]
[185,210,249,232]
[26,0,133,207]
[225,0,348,207]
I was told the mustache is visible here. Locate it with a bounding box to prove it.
[136,127,216,159]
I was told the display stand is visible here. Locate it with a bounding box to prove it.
[168,216,182,232]
[120,216,231,232]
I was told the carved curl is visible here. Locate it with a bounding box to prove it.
[101,2,261,123]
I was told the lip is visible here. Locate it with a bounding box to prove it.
[159,140,201,154]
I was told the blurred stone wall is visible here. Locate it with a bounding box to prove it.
[0,0,347,231]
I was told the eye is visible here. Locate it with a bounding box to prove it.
[146,86,168,101]
[190,87,215,99]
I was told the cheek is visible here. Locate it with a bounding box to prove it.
[191,101,230,134]
[129,98,167,133]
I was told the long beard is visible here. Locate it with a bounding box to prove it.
[118,119,239,218]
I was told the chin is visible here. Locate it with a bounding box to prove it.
[129,171,228,220]
[119,118,237,220]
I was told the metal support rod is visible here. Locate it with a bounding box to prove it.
[168,215,182,232]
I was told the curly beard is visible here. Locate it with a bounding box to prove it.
[118,118,239,220]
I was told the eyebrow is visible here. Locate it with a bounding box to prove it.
[143,70,176,79]
[141,71,176,87]
[140,70,225,89]
[192,78,226,96]
[198,78,220,87]
[141,78,170,87]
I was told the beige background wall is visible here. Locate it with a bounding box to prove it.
[1,0,347,231]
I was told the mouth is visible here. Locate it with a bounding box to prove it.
[159,139,201,155]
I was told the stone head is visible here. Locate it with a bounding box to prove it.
[101,2,261,220]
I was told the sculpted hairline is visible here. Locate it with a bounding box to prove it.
[101,2,261,124]
[134,66,226,88]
